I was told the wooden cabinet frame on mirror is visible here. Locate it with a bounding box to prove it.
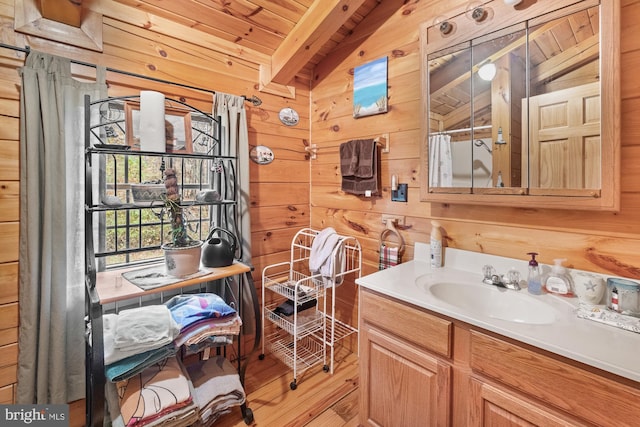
[419,0,620,211]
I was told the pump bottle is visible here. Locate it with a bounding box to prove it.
[430,220,442,268]
[545,258,574,297]
[526,252,542,295]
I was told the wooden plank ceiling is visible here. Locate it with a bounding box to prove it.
[105,0,385,89]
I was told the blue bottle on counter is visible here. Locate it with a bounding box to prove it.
[527,252,542,295]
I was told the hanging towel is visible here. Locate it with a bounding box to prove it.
[309,227,345,287]
[340,139,375,177]
[379,244,400,270]
[340,139,379,195]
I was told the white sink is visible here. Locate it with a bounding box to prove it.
[415,276,559,325]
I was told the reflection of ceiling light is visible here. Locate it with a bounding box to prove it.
[478,63,497,81]
[504,0,523,5]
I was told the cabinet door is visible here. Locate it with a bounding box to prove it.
[469,378,587,427]
[359,322,451,427]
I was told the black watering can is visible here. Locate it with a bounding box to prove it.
[201,227,237,268]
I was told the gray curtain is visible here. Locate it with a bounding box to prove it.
[17,51,107,403]
[213,93,255,334]
[214,93,251,263]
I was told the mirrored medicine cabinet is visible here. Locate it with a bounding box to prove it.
[419,0,620,211]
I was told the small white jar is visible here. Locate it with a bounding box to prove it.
[572,271,606,305]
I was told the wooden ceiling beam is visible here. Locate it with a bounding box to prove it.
[269,0,367,85]
[40,0,82,27]
[531,34,599,85]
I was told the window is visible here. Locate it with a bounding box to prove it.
[93,99,220,269]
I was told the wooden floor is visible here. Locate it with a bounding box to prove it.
[215,345,360,427]
[70,344,359,427]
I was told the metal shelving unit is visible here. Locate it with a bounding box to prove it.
[259,228,361,389]
[83,95,255,426]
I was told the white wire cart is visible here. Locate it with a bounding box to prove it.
[258,228,362,389]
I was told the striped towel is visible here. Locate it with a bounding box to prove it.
[379,244,400,270]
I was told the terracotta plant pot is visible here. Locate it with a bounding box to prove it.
[162,240,203,277]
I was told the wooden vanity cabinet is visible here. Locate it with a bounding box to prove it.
[359,288,640,427]
[359,289,453,427]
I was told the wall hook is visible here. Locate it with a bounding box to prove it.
[304,144,318,160]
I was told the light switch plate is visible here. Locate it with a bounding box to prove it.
[391,183,408,202]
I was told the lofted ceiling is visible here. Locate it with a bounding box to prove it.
[112,0,385,85]
[30,0,387,95]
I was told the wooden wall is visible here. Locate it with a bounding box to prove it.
[0,0,311,408]
[310,0,640,327]
[0,0,639,416]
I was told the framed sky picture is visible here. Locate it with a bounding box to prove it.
[353,56,388,118]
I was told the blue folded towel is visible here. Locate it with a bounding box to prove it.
[105,343,177,382]
[165,293,236,330]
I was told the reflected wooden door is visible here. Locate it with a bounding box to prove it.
[527,82,600,190]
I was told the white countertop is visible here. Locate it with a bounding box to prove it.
[356,246,640,383]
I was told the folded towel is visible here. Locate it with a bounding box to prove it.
[174,313,242,348]
[113,305,180,352]
[105,371,199,427]
[186,356,246,425]
[105,343,177,382]
[340,139,379,195]
[165,293,236,331]
[273,298,317,316]
[116,356,193,427]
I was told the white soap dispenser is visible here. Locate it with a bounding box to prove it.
[430,220,443,268]
[545,258,574,297]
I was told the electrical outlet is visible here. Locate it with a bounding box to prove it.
[392,183,408,202]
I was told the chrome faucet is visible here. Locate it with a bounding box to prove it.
[482,265,521,291]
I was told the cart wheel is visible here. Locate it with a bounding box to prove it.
[323,364,330,372]
[258,353,265,360]
[243,407,254,425]
[290,380,297,390]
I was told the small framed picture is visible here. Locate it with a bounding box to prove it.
[125,101,193,153]
[353,56,388,118]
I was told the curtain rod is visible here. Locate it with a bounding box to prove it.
[0,42,262,106]
[436,125,492,135]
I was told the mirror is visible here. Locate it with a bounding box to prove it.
[420,0,620,211]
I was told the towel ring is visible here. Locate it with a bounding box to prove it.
[380,219,405,254]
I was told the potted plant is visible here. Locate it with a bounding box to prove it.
[161,167,203,277]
